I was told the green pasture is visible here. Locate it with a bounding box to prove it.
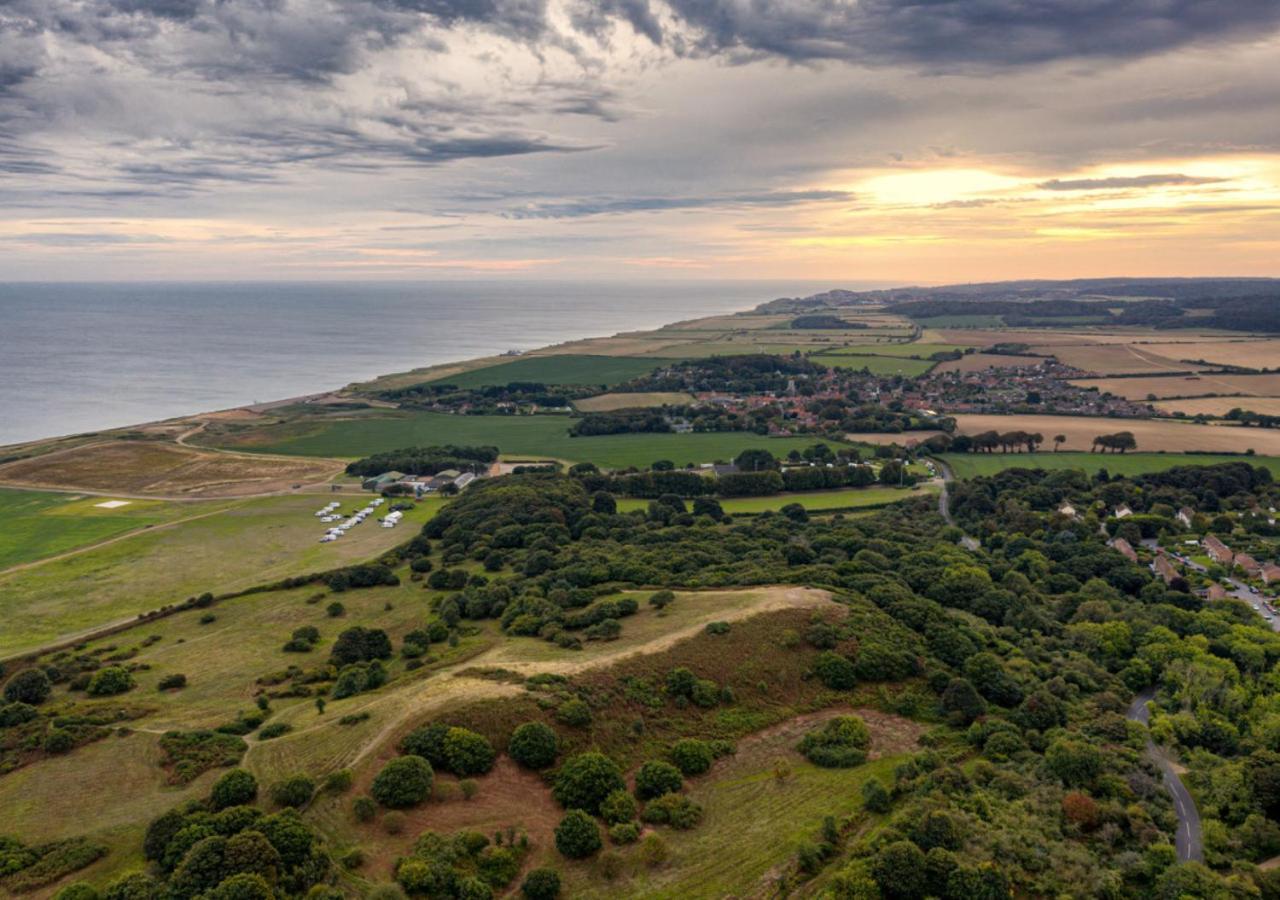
[0,488,202,570]
[616,484,936,515]
[810,353,936,376]
[426,355,677,389]
[234,412,839,470]
[938,451,1280,480]
[0,493,444,659]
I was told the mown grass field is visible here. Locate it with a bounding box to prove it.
[0,493,444,658]
[426,354,677,389]
[0,488,206,570]
[616,484,936,515]
[234,412,837,470]
[810,354,936,376]
[939,451,1280,480]
[574,392,695,412]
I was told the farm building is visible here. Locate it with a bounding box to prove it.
[361,471,406,491]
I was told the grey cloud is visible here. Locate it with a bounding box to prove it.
[1038,174,1226,191]
[4,232,172,245]
[506,189,854,218]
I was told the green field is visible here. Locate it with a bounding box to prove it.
[810,353,936,376]
[0,488,203,570]
[817,343,970,358]
[939,451,1280,480]
[237,412,839,470]
[0,493,444,659]
[427,355,678,389]
[911,315,1006,328]
[617,484,936,515]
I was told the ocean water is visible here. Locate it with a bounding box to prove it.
[0,280,853,446]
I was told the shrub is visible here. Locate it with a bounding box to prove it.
[157,674,187,691]
[103,872,164,899]
[383,811,407,835]
[798,716,871,768]
[210,769,258,810]
[812,652,857,690]
[4,668,52,705]
[665,667,696,698]
[324,769,354,793]
[554,810,602,859]
[600,789,639,825]
[353,796,377,822]
[459,779,478,800]
[508,722,559,769]
[669,739,714,776]
[257,722,292,741]
[326,601,345,617]
[635,760,684,800]
[553,752,625,815]
[53,884,101,900]
[401,722,450,767]
[556,698,592,727]
[443,727,496,776]
[638,834,669,868]
[208,873,273,899]
[372,755,434,808]
[44,727,75,754]
[705,621,730,635]
[270,775,316,808]
[608,822,640,844]
[649,590,675,610]
[521,868,561,899]
[862,778,892,813]
[641,793,703,829]
[87,666,135,697]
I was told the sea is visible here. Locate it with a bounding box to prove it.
[0,280,867,446]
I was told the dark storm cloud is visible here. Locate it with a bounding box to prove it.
[506,189,854,218]
[649,0,1280,68]
[1038,174,1226,191]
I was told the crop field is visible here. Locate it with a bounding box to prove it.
[912,314,1006,328]
[949,413,1280,455]
[425,354,678,389]
[1072,373,1280,400]
[1139,340,1280,371]
[817,342,970,358]
[939,451,1280,480]
[0,493,443,658]
[0,488,206,570]
[616,484,936,515]
[932,353,1047,374]
[0,439,342,497]
[233,412,836,470]
[574,392,695,412]
[1034,343,1208,375]
[810,353,936,376]
[1154,397,1280,417]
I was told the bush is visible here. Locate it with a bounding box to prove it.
[157,673,187,691]
[812,652,857,690]
[669,739,714,776]
[326,601,345,617]
[401,722,450,767]
[210,769,258,810]
[635,760,684,800]
[508,722,559,769]
[44,727,75,754]
[383,811,406,835]
[353,795,377,822]
[798,716,871,768]
[641,793,703,829]
[4,668,51,705]
[649,590,675,610]
[53,884,101,900]
[553,752,626,815]
[443,727,496,776]
[638,834,669,868]
[608,822,640,844]
[521,868,561,899]
[87,666,135,697]
[862,778,892,813]
[257,722,292,741]
[556,698,592,727]
[554,810,602,859]
[371,755,434,808]
[600,789,638,825]
[270,775,316,808]
[103,872,164,899]
[324,769,354,793]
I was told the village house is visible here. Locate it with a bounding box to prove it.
[1203,534,1234,566]
[1177,507,1195,528]
[1152,554,1180,586]
[1111,537,1138,563]
[1114,504,1133,519]
[1235,553,1262,578]
[1058,502,1078,519]
[1262,563,1280,585]
[1206,584,1228,601]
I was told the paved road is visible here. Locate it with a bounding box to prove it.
[1127,687,1204,862]
[1154,543,1280,632]
[933,459,980,551]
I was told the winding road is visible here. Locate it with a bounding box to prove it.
[1127,688,1203,862]
[933,458,980,551]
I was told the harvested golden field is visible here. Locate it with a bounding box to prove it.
[1139,340,1280,371]
[1153,397,1280,417]
[574,391,694,411]
[0,439,342,497]
[933,353,1047,373]
[1072,373,1280,400]
[846,430,946,446]
[950,413,1280,454]
[1034,343,1207,375]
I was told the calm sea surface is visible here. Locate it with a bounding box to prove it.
[0,280,861,445]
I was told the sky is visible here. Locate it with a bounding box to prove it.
[2,0,1280,282]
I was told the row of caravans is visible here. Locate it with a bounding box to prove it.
[318,497,388,543]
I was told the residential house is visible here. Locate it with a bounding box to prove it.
[1206,584,1228,601]
[1261,563,1280,585]
[1235,553,1262,578]
[1058,502,1078,519]
[1152,554,1179,586]
[1114,504,1133,519]
[1203,534,1234,566]
[1111,537,1138,563]
[1177,507,1195,528]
